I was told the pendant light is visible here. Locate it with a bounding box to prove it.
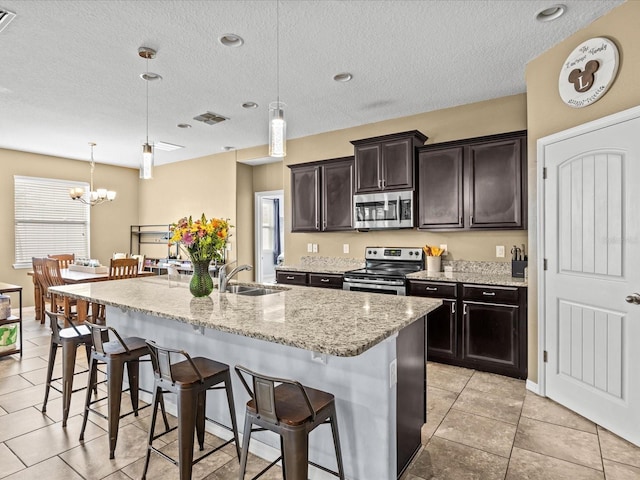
[69,142,116,205]
[269,0,286,157]
[138,46,160,179]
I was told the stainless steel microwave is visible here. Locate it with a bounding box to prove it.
[354,190,414,230]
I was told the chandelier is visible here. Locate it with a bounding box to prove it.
[69,142,116,205]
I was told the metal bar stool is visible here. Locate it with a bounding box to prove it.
[235,365,345,480]
[78,322,169,459]
[142,340,240,480]
[41,310,93,427]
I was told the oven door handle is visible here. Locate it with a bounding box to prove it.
[343,276,405,286]
[343,281,405,294]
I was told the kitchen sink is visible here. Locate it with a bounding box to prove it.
[225,285,284,296]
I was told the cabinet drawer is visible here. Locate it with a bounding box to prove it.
[461,284,519,304]
[408,280,457,299]
[276,271,308,286]
[308,273,343,289]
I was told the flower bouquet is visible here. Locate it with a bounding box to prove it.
[169,214,232,296]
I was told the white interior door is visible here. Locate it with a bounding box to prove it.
[541,109,640,446]
[254,191,284,283]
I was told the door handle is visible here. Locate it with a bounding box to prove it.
[625,293,640,304]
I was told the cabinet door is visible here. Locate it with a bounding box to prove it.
[322,159,354,231]
[308,273,343,289]
[467,137,524,228]
[354,144,382,193]
[463,301,519,372]
[382,138,414,190]
[417,147,464,229]
[427,299,457,360]
[291,165,320,232]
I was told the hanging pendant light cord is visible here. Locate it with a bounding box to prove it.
[89,144,95,192]
[276,0,280,105]
[146,56,149,144]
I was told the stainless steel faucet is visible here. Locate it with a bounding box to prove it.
[219,263,253,292]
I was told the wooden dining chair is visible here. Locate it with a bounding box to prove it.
[48,253,75,269]
[41,257,77,322]
[108,258,139,279]
[32,257,49,324]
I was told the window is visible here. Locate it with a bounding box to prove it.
[13,175,90,268]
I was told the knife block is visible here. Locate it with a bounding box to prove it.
[511,260,527,278]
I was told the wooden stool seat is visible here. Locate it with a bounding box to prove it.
[247,383,335,426]
[141,341,240,480]
[235,365,345,480]
[101,337,148,356]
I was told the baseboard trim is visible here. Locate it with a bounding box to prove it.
[526,379,540,395]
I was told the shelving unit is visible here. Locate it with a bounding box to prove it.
[130,225,173,256]
[0,283,23,358]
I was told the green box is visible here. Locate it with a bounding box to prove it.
[0,325,17,347]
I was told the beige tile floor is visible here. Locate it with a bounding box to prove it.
[0,307,639,479]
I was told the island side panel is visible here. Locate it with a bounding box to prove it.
[106,305,399,480]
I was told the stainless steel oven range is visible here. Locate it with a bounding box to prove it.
[343,247,424,296]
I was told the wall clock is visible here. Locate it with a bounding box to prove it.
[558,37,619,108]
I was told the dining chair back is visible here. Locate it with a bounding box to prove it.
[48,253,75,269]
[108,258,139,280]
[32,257,49,324]
[129,254,145,272]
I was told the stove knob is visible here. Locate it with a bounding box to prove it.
[368,250,372,254]
[415,250,421,256]
[373,250,377,255]
[409,251,413,255]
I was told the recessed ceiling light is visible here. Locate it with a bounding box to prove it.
[536,4,566,22]
[140,72,162,81]
[333,72,353,83]
[242,101,258,109]
[219,34,244,47]
[177,123,192,129]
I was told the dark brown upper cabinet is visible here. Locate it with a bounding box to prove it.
[417,131,527,231]
[289,156,354,232]
[351,131,428,194]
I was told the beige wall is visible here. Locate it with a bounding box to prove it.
[282,93,528,264]
[525,1,640,384]
[0,148,139,306]
[252,161,284,193]
[236,162,254,281]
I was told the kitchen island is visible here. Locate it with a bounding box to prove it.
[50,275,441,479]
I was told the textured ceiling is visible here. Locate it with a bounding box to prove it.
[0,0,624,168]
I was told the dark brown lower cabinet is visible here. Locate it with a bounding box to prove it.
[276,270,343,289]
[408,279,527,379]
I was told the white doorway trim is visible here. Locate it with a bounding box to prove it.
[254,190,284,283]
[537,103,640,398]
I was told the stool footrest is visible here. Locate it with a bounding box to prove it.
[249,455,283,480]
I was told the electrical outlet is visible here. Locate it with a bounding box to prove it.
[307,243,313,253]
[343,243,350,254]
[496,245,505,258]
[226,243,232,251]
[439,244,447,255]
[389,359,397,388]
[312,243,318,253]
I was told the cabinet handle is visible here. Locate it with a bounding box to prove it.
[482,291,496,296]
[425,287,438,291]
[320,278,330,283]
[463,304,468,315]
[286,276,295,280]
[378,179,382,189]
[382,179,386,189]
[470,215,474,225]
[451,303,456,314]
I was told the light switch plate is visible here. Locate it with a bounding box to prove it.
[343,244,349,254]
[439,244,448,255]
[312,243,318,253]
[496,245,505,258]
[307,243,313,253]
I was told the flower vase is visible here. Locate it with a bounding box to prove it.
[190,259,214,297]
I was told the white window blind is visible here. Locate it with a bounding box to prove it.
[14,175,90,268]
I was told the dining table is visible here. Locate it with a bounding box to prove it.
[29,268,155,323]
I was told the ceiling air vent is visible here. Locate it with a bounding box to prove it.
[193,111,229,125]
[0,9,16,33]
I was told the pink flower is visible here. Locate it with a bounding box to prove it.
[182,232,194,246]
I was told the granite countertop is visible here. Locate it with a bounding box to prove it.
[49,276,441,357]
[406,270,527,287]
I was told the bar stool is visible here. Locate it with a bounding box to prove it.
[235,365,345,480]
[41,310,93,427]
[78,322,169,459]
[142,341,240,480]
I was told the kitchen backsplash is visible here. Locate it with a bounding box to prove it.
[300,256,365,269]
[443,260,511,275]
